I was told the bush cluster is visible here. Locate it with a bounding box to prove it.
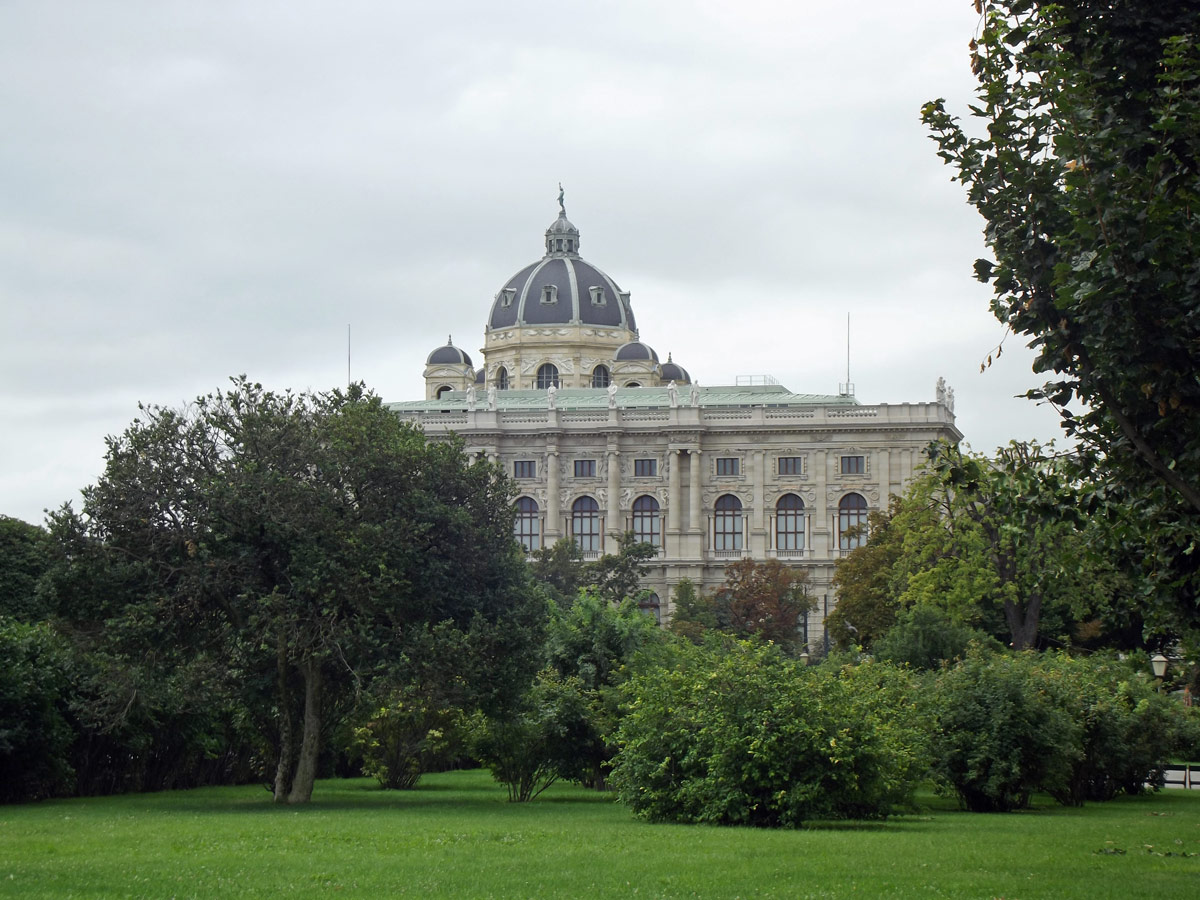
[929,649,1196,811]
[609,639,925,827]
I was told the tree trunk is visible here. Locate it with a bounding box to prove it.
[287,658,323,804]
[1004,590,1043,651]
[273,636,294,803]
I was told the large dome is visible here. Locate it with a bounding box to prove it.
[487,206,637,333]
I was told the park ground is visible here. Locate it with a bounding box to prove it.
[1,769,1198,899]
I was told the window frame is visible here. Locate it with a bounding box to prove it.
[838,492,869,550]
[514,497,541,552]
[632,494,661,548]
[715,457,741,477]
[775,493,806,551]
[571,496,601,552]
[513,460,536,479]
[574,459,596,478]
[714,494,743,551]
[777,456,803,476]
[840,455,866,475]
[634,458,657,477]
[536,363,560,389]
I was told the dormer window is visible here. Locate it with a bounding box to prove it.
[541,284,558,304]
[589,286,606,306]
[498,288,515,308]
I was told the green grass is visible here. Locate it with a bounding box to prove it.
[1,770,1198,898]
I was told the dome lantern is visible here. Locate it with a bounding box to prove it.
[544,183,580,258]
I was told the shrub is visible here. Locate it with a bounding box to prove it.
[930,650,1077,811]
[0,618,75,801]
[350,686,460,790]
[610,638,924,827]
[469,670,591,802]
[874,605,1000,670]
[1031,652,1192,804]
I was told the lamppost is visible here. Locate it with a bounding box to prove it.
[1151,653,1169,691]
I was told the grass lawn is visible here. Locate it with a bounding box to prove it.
[1,769,1198,899]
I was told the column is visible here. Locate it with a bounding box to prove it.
[545,449,560,538]
[877,449,891,500]
[813,449,828,557]
[688,449,703,533]
[607,449,621,539]
[667,449,681,532]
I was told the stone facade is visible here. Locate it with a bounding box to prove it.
[390,197,961,650]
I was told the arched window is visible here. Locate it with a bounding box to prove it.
[632,495,661,547]
[839,493,869,550]
[495,367,509,390]
[435,385,452,399]
[591,365,611,388]
[625,381,641,388]
[571,496,600,552]
[514,497,540,552]
[714,494,743,551]
[776,493,806,551]
[537,363,560,389]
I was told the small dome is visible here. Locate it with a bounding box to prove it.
[546,213,579,236]
[474,367,485,384]
[426,336,473,367]
[615,341,659,362]
[660,354,691,384]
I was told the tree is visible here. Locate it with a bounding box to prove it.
[0,515,51,621]
[923,1,1200,640]
[50,378,542,804]
[585,532,658,607]
[541,589,664,788]
[671,559,813,655]
[827,500,908,650]
[927,441,1122,650]
[832,444,1131,653]
[529,538,585,608]
[530,532,658,609]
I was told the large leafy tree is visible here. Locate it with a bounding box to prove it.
[922,1,1200,639]
[48,378,542,804]
[671,559,812,656]
[833,443,1129,652]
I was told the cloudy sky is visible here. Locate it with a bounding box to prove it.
[0,1,1066,526]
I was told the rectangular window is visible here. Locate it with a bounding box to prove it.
[574,459,595,478]
[716,457,740,476]
[634,458,657,477]
[778,456,803,476]
[840,455,866,475]
[513,460,536,479]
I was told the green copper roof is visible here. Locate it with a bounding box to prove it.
[387,384,858,412]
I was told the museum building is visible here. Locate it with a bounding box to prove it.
[387,195,961,648]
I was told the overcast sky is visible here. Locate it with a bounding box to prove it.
[0,1,1067,526]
